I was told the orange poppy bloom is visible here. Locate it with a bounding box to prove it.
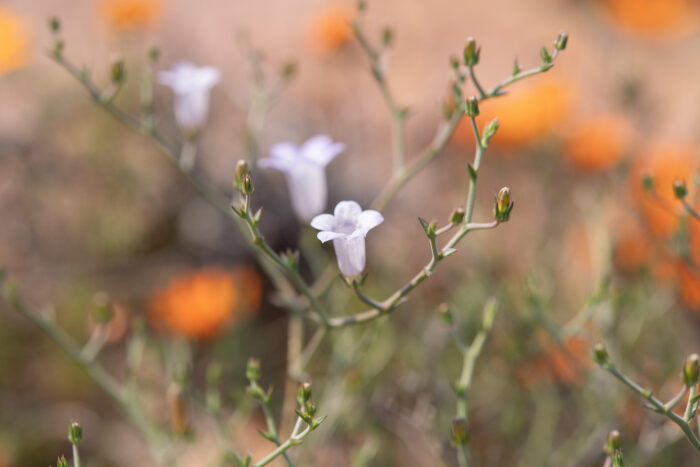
[0,8,30,75]
[601,0,700,39]
[629,144,697,239]
[452,77,574,150]
[563,113,633,172]
[306,4,355,55]
[100,0,163,31]
[149,266,261,339]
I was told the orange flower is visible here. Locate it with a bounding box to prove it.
[452,77,574,150]
[306,4,355,55]
[149,266,261,339]
[678,261,700,312]
[612,213,652,273]
[0,8,30,75]
[517,335,592,387]
[630,144,697,238]
[563,113,633,172]
[601,0,700,39]
[100,0,163,31]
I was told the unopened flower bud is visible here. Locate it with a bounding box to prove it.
[234,160,250,191]
[242,173,254,195]
[554,31,568,51]
[298,381,312,405]
[450,207,466,225]
[57,455,68,467]
[281,61,297,80]
[246,358,260,382]
[382,27,393,47]
[305,399,317,417]
[593,342,609,365]
[463,37,480,67]
[68,422,82,445]
[110,56,126,84]
[465,96,479,117]
[92,291,113,323]
[148,47,160,63]
[683,353,699,386]
[438,303,453,325]
[494,187,513,223]
[281,249,300,270]
[49,17,61,34]
[167,382,189,435]
[482,117,500,147]
[604,429,621,455]
[540,46,552,66]
[673,179,687,199]
[451,417,469,446]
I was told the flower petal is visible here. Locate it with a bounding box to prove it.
[317,230,346,243]
[310,213,336,231]
[301,134,345,166]
[333,200,362,222]
[357,210,384,235]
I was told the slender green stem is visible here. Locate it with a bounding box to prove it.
[253,422,311,467]
[682,198,700,222]
[238,196,328,325]
[250,379,295,467]
[1,277,169,459]
[72,444,81,467]
[598,359,700,453]
[685,384,697,423]
[352,20,406,173]
[468,66,486,99]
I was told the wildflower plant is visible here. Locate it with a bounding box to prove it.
[2,2,698,466]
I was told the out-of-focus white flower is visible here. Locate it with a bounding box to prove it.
[258,135,344,220]
[311,200,383,277]
[158,61,220,132]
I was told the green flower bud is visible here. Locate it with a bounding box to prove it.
[673,179,688,199]
[482,117,500,147]
[554,31,568,51]
[465,96,479,117]
[57,455,68,467]
[593,343,609,365]
[242,173,254,195]
[463,37,480,67]
[234,160,250,191]
[437,303,453,325]
[92,291,113,323]
[110,56,126,84]
[604,429,621,455]
[540,46,552,66]
[246,358,260,382]
[49,17,61,34]
[494,187,513,223]
[450,207,466,225]
[451,417,469,446]
[298,381,312,405]
[68,422,82,445]
[683,353,699,386]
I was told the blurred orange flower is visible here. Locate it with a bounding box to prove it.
[149,266,261,339]
[612,216,652,273]
[601,0,700,39]
[306,4,355,55]
[100,0,163,30]
[0,8,30,75]
[629,144,697,239]
[517,335,592,387]
[678,261,700,312]
[452,77,574,150]
[563,113,633,172]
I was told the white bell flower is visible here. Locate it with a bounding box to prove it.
[258,135,344,220]
[158,61,220,132]
[310,200,384,278]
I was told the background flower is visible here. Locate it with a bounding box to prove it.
[0,8,30,75]
[158,61,220,132]
[259,135,345,221]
